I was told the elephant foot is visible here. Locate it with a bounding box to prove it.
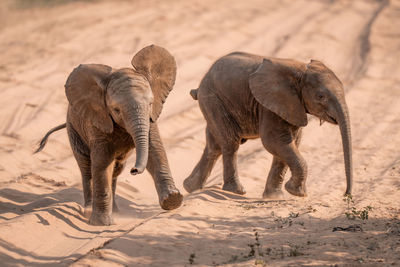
[285,179,307,197]
[183,176,204,193]
[222,180,246,195]
[89,212,114,226]
[83,205,92,218]
[159,188,183,210]
[263,188,284,199]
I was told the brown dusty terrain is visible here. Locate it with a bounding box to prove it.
[0,0,399,266]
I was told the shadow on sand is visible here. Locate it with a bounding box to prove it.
[74,188,400,266]
[0,184,161,266]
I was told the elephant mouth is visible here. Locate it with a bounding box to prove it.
[325,113,338,124]
[320,111,337,125]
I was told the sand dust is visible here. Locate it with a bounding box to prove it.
[0,0,399,266]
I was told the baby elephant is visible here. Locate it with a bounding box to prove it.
[184,52,352,199]
[36,45,183,225]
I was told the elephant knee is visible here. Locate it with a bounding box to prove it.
[289,158,308,180]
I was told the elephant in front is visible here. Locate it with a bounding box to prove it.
[36,45,183,225]
[183,52,353,198]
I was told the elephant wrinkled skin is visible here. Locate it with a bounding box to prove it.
[184,52,353,199]
[36,45,183,225]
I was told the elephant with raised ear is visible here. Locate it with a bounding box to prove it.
[183,52,353,199]
[36,45,183,225]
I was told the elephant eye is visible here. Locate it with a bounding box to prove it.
[317,94,325,101]
[113,107,121,114]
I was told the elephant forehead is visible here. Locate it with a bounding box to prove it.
[317,72,344,96]
[108,70,150,94]
[305,67,342,88]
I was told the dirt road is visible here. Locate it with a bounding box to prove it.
[0,0,399,266]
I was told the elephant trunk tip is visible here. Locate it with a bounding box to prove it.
[130,165,146,175]
[190,89,198,100]
[344,187,352,197]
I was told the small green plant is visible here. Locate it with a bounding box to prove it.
[307,205,317,213]
[228,255,238,263]
[188,253,195,265]
[255,231,262,255]
[359,206,373,220]
[255,259,267,265]
[223,231,269,264]
[343,194,353,206]
[356,257,364,263]
[248,243,256,257]
[386,219,400,235]
[246,231,262,258]
[288,245,304,257]
[274,212,300,227]
[343,194,373,220]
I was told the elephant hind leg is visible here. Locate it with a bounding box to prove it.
[183,128,222,193]
[67,124,93,216]
[221,141,246,195]
[71,150,92,217]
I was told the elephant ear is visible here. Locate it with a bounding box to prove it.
[65,64,114,133]
[249,58,307,127]
[131,44,177,121]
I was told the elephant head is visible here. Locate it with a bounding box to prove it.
[65,45,176,175]
[249,58,353,195]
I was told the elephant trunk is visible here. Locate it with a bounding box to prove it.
[334,100,353,195]
[126,110,150,175]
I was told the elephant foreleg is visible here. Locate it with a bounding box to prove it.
[261,124,307,197]
[263,157,288,199]
[283,147,308,197]
[89,147,115,226]
[273,142,307,197]
[266,144,307,197]
[183,128,221,193]
[146,123,183,210]
[283,129,307,196]
[263,129,303,199]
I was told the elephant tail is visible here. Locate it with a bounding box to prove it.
[190,89,198,100]
[34,123,67,154]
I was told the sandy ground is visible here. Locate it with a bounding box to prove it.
[0,0,399,266]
